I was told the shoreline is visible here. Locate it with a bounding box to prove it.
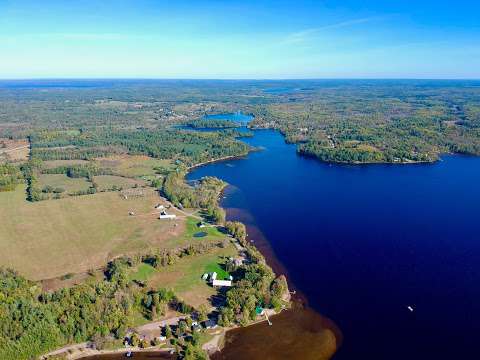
[187,153,248,171]
[41,151,290,360]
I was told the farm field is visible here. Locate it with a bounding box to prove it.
[38,173,91,194]
[94,155,174,178]
[0,138,29,163]
[42,159,90,169]
[0,186,186,280]
[93,175,145,191]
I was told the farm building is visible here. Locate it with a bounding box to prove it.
[210,272,217,282]
[159,211,176,220]
[212,279,232,287]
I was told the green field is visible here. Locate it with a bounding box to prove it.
[144,245,237,307]
[129,262,157,282]
[93,175,145,191]
[0,186,186,280]
[38,174,91,194]
[95,155,174,178]
[42,159,90,169]
[204,262,230,280]
[124,220,235,307]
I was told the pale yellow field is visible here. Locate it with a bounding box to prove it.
[0,138,29,163]
[0,186,186,280]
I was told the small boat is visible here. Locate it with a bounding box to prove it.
[407,305,414,312]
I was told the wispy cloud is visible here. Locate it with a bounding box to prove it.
[281,17,382,45]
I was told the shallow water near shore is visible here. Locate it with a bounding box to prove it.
[188,127,480,359]
[211,305,337,360]
[81,352,174,359]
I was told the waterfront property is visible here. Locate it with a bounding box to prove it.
[188,129,480,360]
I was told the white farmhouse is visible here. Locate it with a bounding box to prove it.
[212,279,232,287]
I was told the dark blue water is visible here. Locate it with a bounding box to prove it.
[188,129,480,359]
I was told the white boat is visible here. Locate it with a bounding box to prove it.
[407,305,414,312]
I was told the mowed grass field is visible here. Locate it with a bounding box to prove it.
[42,159,90,169]
[0,186,186,280]
[127,220,236,307]
[38,174,91,194]
[93,175,145,191]
[132,241,237,307]
[95,155,174,178]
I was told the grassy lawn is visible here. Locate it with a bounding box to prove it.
[204,262,230,280]
[145,244,237,308]
[38,174,91,194]
[163,217,226,249]
[93,175,145,191]
[129,263,156,282]
[0,186,185,280]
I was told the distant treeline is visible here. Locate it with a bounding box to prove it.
[186,119,241,129]
[249,83,480,163]
[30,129,250,166]
[41,163,113,179]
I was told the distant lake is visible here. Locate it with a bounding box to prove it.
[203,112,253,125]
[188,129,480,359]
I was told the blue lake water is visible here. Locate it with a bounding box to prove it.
[188,129,480,359]
[204,112,253,125]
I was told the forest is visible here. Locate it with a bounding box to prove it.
[2,79,479,164]
[30,128,250,166]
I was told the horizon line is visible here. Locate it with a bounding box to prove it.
[0,77,479,82]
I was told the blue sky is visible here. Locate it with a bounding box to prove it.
[0,0,479,79]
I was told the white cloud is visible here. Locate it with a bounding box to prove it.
[281,17,383,45]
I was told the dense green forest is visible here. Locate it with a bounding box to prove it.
[29,128,250,166]
[185,119,241,129]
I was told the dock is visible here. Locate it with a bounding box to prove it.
[264,312,272,326]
